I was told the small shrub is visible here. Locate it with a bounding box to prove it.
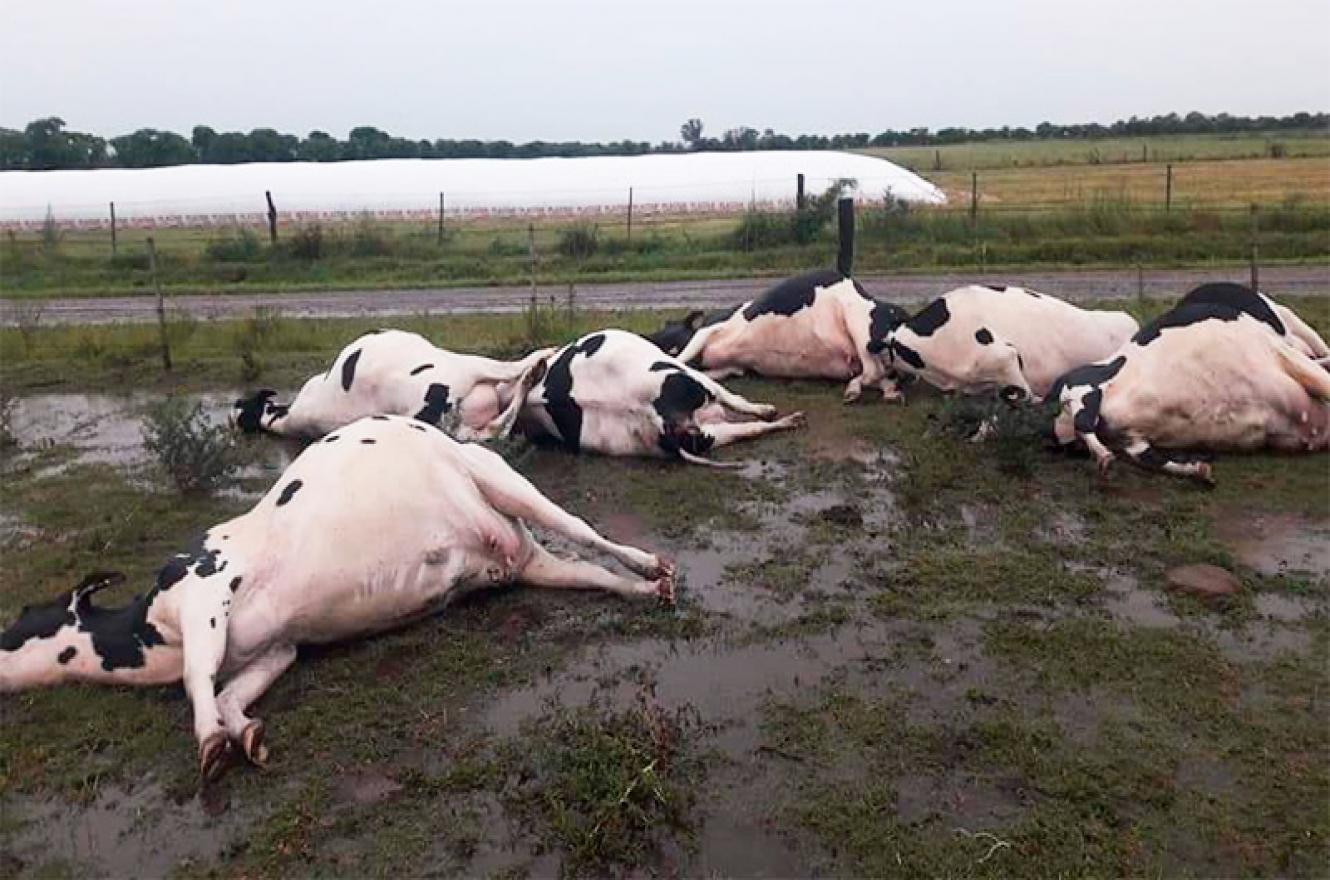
[936,394,1054,477]
[1269,141,1287,159]
[488,236,525,257]
[40,208,61,254]
[287,224,325,261]
[109,251,151,271]
[205,227,262,262]
[0,390,17,451]
[141,398,239,495]
[349,214,392,257]
[558,223,600,259]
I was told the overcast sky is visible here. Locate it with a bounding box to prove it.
[2,0,1327,143]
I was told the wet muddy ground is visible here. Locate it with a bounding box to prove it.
[1,376,1327,878]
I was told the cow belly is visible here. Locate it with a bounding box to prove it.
[713,336,856,379]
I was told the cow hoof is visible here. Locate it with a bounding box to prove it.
[1195,462,1216,487]
[198,732,232,785]
[754,404,779,421]
[654,562,677,607]
[241,720,269,767]
[781,411,808,429]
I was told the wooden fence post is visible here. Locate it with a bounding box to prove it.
[109,202,117,256]
[970,172,978,223]
[627,187,634,247]
[265,191,278,243]
[836,197,855,277]
[146,237,172,371]
[437,192,445,244]
[796,173,805,210]
[1165,164,1173,212]
[1249,204,1260,292]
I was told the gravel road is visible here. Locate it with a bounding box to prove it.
[3,266,1325,326]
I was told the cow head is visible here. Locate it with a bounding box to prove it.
[644,311,705,357]
[231,389,283,433]
[0,572,124,691]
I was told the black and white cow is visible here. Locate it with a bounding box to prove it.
[645,269,910,402]
[1050,284,1330,482]
[0,416,674,781]
[508,329,805,465]
[232,329,553,441]
[879,284,1139,402]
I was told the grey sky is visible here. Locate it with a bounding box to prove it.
[2,0,1327,143]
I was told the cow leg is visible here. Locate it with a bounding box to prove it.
[689,371,778,420]
[981,343,1034,403]
[454,444,668,578]
[179,586,235,783]
[675,323,726,367]
[705,367,746,381]
[217,644,298,766]
[702,411,806,447]
[1121,438,1214,484]
[518,538,673,604]
[453,358,547,442]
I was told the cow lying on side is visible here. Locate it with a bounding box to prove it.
[499,329,804,465]
[232,329,553,441]
[645,269,910,403]
[1051,284,1330,482]
[880,284,1139,402]
[1179,282,1329,363]
[0,416,674,782]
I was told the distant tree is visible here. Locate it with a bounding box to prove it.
[246,128,299,162]
[24,117,105,169]
[110,128,196,167]
[680,118,704,149]
[0,127,27,169]
[191,125,218,158]
[345,126,391,160]
[297,130,341,162]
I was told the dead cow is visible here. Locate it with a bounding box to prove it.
[0,415,675,781]
[1050,284,1330,482]
[646,269,909,402]
[511,329,804,465]
[880,284,1139,402]
[232,329,552,441]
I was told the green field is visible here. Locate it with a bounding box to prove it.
[1,300,1326,876]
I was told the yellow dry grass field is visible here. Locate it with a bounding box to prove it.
[929,157,1330,210]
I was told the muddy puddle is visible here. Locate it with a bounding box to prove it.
[6,391,297,490]
[3,781,260,877]
[1215,510,1330,581]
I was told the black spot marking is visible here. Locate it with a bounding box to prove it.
[890,339,925,369]
[341,348,363,391]
[541,335,609,452]
[230,576,243,592]
[1134,283,1283,346]
[361,438,377,444]
[1024,288,1042,298]
[276,479,303,507]
[2,599,73,652]
[743,269,845,320]
[409,423,427,432]
[984,284,1007,292]
[904,298,950,337]
[653,371,712,423]
[1074,387,1104,435]
[371,415,389,421]
[409,363,434,376]
[414,383,452,425]
[325,434,340,443]
[210,618,216,629]
[866,300,909,354]
[975,327,994,345]
[1046,356,1127,402]
[650,361,677,372]
[57,646,76,664]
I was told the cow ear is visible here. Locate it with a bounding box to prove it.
[684,310,704,330]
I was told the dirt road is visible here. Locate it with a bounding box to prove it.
[3,265,1326,325]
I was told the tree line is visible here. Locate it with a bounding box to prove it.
[1,111,1324,171]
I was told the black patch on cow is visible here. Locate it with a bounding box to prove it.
[1046,356,1128,402]
[653,372,712,423]
[230,576,243,592]
[866,300,910,354]
[1134,283,1283,346]
[541,335,610,452]
[156,535,225,592]
[325,434,339,442]
[340,349,363,391]
[1074,388,1104,435]
[233,389,277,434]
[904,298,951,337]
[409,363,434,376]
[276,479,303,507]
[975,327,994,345]
[1,597,73,652]
[742,269,845,321]
[57,646,76,664]
[371,415,389,421]
[650,361,676,372]
[984,284,1006,292]
[409,423,427,432]
[413,383,452,425]
[77,595,167,672]
[1025,288,1041,298]
[361,438,377,444]
[890,339,926,369]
